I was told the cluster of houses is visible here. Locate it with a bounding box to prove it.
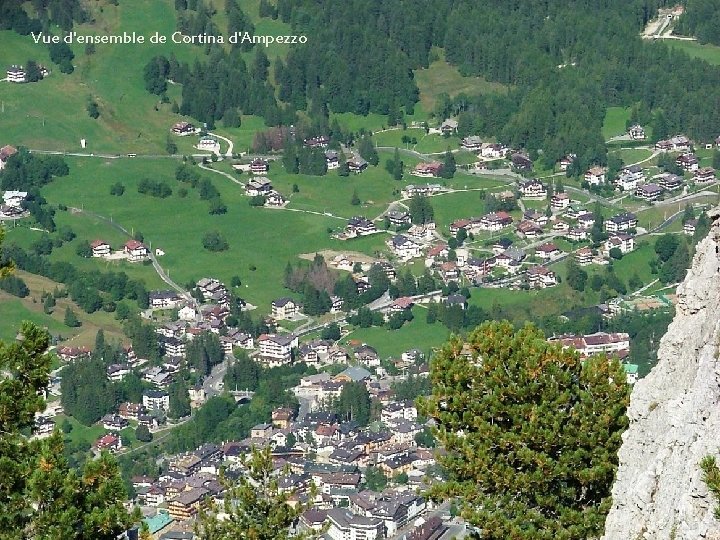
[243,177,287,207]
[123,358,451,540]
[170,122,199,136]
[548,331,638,384]
[89,239,151,262]
[459,136,509,160]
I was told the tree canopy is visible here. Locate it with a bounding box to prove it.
[418,321,629,539]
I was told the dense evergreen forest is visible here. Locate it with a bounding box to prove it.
[139,0,720,169]
[675,0,720,45]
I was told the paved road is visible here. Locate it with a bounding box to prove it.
[208,132,234,157]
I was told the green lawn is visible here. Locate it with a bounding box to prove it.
[341,306,450,359]
[611,148,654,165]
[0,297,68,342]
[38,156,376,311]
[415,48,508,116]
[666,40,720,66]
[603,107,631,140]
[602,240,657,287]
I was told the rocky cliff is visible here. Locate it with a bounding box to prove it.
[603,209,720,540]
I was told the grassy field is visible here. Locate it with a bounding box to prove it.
[0,0,215,154]
[415,48,508,116]
[36,156,378,310]
[0,270,128,346]
[340,306,450,359]
[603,107,631,140]
[611,148,654,165]
[666,40,720,66]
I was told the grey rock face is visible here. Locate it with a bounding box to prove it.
[603,210,720,540]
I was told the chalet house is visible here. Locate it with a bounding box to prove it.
[250,158,269,175]
[407,222,435,241]
[657,173,683,191]
[670,135,692,151]
[272,408,295,429]
[460,136,482,151]
[245,178,273,196]
[265,191,286,207]
[34,417,55,439]
[304,136,330,148]
[523,209,548,226]
[6,65,26,83]
[143,390,170,412]
[584,166,607,185]
[149,290,183,309]
[94,433,122,453]
[373,260,395,280]
[118,402,145,420]
[479,211,513,231]
[575,247,593,266]
[2,190,27,208]
[425,243,449,265]
[516,220,543,238]
[196,137,219,152]
[354,344,380,366]
[347,156,368,174]
[551,192,570,210]
[167,487,209,520]
[401,184,443,198]
[325,150,340,169]
[90,240,111,257]
[387,235,422,260]
[440,118,458,134]
[527,266,557,289]
[604,233,635,255]
[655,135,691,152]
[56,346,91,362]
[388,296,416,314]
[171,121,195,135]
[346,216,377,237]
[566,227,588,242]
[684,219,697,236]
[0,204,23,218]
[412,161,443,178]
[258,333,298,366]
[444,294,467,310]
[518,179,547,199]
[628,124,646,140]
[605,212,637,233]
[491,238,513,254]
[386,210,411,227]
[449,218,471,236]
[694,167,716,184]
[676,153,699,172]
[616,165,645,191]
[576,213,596,229]
[480,142,508,158]
[106,363,131,382]
[535,242,561,260]
[510,152,533,171]
[494,247,524,271]
[0,145,18,170]
[102,414,129,431]
[553,220,569,232]
[272,297,299,320]
[558,154,576,172]
[178,305,197,321]
[635,183,663,202]
[124,240,149,262]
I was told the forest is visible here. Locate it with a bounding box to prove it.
[133,0,720,167]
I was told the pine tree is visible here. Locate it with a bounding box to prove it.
[64,307,80,327]
[196,447,318,539]
[418,321,629,539]
[441,148,456,179]
[1,321,134,536]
